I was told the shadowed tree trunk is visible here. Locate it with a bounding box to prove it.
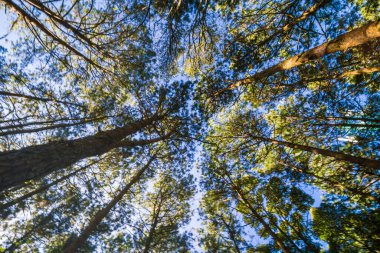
[0,115,164,192]
[0,0,97,66]
[250,135,380,169]
[63,155,156,253]
[142,198,162,253]
[229,182,291,253]
[0,90,83,107]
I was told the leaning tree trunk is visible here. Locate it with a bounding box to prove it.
[0,115,163,192]
[224,21,380,91]
[63,156,156,253]
[142,201,162,253]
[251,135,380,169]
[229,183,291,253]
[0,0,97,66]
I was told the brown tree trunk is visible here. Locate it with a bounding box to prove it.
[251,135,380,169]
[224,21,380,91]
[230,184,291,253]
[0,115,163,192]
[142,201,162,253]
[279,160,380,203]
[283,0,330,32]
[219,216,242,253]
[24,0,97,48]
[313,123,380,128]
[63,156,156,253]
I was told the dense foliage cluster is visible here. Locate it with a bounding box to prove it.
[0,0,379,252]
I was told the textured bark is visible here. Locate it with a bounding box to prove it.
[0,115,163,192]
[224,21,380,91]
[63,156,156,253]
[251,135,380,169]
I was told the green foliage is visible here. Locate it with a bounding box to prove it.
[0,0,379,252]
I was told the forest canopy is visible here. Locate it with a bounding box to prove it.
[0,0,379,252]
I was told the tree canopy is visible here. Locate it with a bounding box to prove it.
[0,0,379,252]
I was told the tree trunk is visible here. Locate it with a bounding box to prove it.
[224,21,380,91]
[0,0,97,67]
[313,123,380,128]
[63,156,156,253]
[142,201,162,253]
[0,115,163,192]
[24,0,97,48]
[0,90,83,107]
[0,119,98,137]
[230,184,291,253]
[279,160,380,203]
[251,135,380,169]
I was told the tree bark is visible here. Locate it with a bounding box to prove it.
[0,115,164,192]
[251,135,380,169]
[223,21,380,91]
[63,156,156,253]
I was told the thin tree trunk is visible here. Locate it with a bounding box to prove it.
[283,0,330,32]
[279,160,380,203]
[312,123,380,128]
[24,0,98,49]
[0,90,83,107]
[323,116,380,123]
[223,21,380,91]
[0,0,98,67]
[0,115,164,192]
[0,119,97,136]
[142,201,162,253]
[339,66,380,77]
[235,0,329,61]
[63,156,156,253]
[0,117,95,131]
[230,184,291,253]
[273,65,380,90]
[250,135,380,169]
[219,216,242,253]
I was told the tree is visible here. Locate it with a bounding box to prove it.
[0,114,168,191]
